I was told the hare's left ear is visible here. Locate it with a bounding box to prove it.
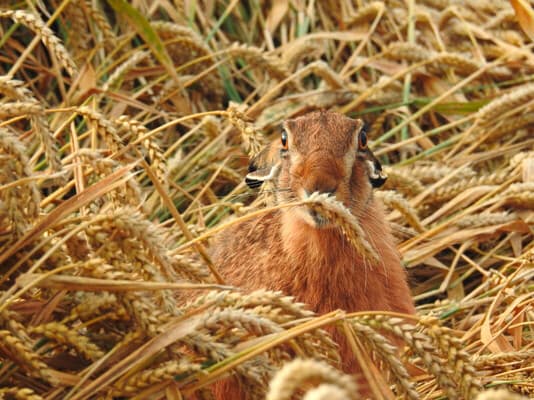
[245,141,282,189]
[245,164,279,189]
[245,162,280,188]
[365,148,387,188]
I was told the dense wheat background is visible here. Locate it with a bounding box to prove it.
[0,1,533,399]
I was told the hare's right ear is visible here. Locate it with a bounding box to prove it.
[245,140,282,189]
[365,148,387,188]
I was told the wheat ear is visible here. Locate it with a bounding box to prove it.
[266,359,359,400]
[0,10,77,76]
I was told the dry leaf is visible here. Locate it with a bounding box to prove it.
[266,0,289,34]
[510,0,534,40]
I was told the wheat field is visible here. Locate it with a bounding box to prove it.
[0,1,533,399]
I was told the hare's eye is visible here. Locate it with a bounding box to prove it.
[358,126,368,150]
[281,130,288,150]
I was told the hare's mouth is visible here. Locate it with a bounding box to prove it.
[308,209,329,227]
[292,206,331,228]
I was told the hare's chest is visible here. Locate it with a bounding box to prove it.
[285,255,385,313]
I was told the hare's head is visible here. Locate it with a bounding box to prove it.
[247,110,386,227]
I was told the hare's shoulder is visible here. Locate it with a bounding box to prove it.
[211,210,281,257]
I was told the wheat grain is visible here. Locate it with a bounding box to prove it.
[500,182,534,208]
[476,84,534,128]
[152,21,223,102]
[381,167,425,196]
[355,315,458,397]
[30,322,105,361]
[266,359,359,400]
[0,101,43,118]
[419,316,482,398]
[115,115,168,193]
[228,42,290,82]
[304,193,380,262]
[0,330,57,384]
[103,51,149,91]
[344,2,384,26]
[433,52,481,74]
[0,128,41,238]
[227,103,265,157]
[475,389,529,400]
[0,76,33,99]
[183,329,273,396]
[302,60,345,89]
[64,149,142,208]
[377,190,425,232]
[0,77,60,172]
[153,21,211,61]
[84,210,181,312]
[456,212,518,228]
[186,290,314,322]
[0,10,77,76]
[198,308,283,338]
[301,384,351,400]
[424,171,515,203]
[483,112,534,142]
[81,0,115,42]
[281,40,322,71]
[350,321,419,399]
[185,290,342,366]
[0,387,44,400]
[122,293,173,336]
[403,164,476,184]
[390,222,418,240]
[385,42,432,62]
[475,350,534,368]
[76,106,122,151]
[62,0,91,57]
[114,360,201,395]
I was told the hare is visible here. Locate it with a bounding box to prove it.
[211,110,415,398]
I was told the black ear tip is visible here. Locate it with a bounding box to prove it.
[245,177,263,189]
[370,176,387,188]
[248,161,258,173]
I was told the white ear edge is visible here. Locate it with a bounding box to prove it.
[366,160,379,179]
[246,162,280,182]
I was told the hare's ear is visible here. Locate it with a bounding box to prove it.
[245,142,281,189]
[245,163,279,188]
[365,149,387,188]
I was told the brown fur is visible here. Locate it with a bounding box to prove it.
[210,110,415,398]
